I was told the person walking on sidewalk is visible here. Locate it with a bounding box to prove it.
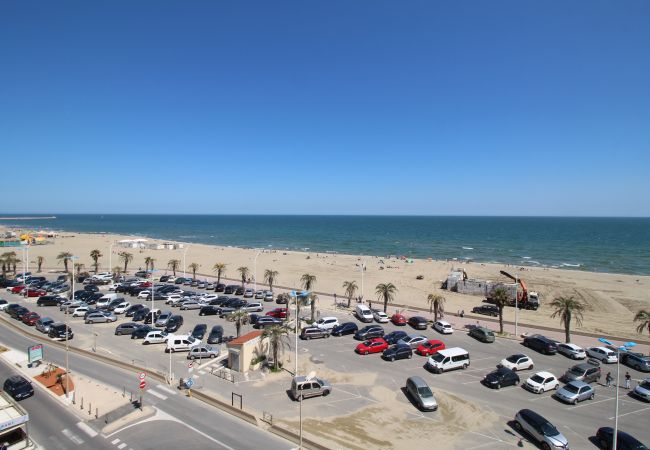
[625,372,632,389]
[605,372,613,387]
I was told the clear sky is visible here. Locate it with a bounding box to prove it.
[1,1,648,216]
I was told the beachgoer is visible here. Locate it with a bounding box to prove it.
[460,310,465,318]
[605,372,613,387]
[625,372,631,389]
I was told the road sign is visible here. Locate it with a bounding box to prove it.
[138,372,146,380]
[139,380,146,389]
[185,378,194,388]
[187,361,194,369]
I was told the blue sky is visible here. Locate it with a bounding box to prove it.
[1,1,648,216]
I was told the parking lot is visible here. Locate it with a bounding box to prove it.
[3,276,649,449]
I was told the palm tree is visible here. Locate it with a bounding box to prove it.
[262,325,290,371]
[188,263,200,280]
[427,293,446,321]
[167,259,180,276]
[300,273,317,291]
[118,251,133,273]
[264,269,279,292]
[112,266,123,280]
[228,310,250,338]
[633,309,650,336]
[375,283,398,313]
[74,262,85,276]
[89,249,102,274]
[309,294,319,322]
[144,256,154,272]
[212,263,226,285]
[9,255,19,274]
[237,266,250,287]
[57,252,73,273]
[36,256,44,273]
[342,280,358,309]
[490,287,510,334]
[549,296,585,343]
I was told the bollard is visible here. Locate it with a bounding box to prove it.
[81,397,84,410]
[88,403,91,415]
[123,386,125,397]
[72,391,76,405]
[130,391,133,402]
[95,408,98,419]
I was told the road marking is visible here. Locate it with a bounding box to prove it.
[117,443,127,449]
[527,394,555,401]
[608,405,650,419]
[462,380,482,384]
[147,389,168,400]
[76,421,98,437]
[566,397,613,409]
[61,429,84,445]
[154,384,178,395]
[111,438,120,445]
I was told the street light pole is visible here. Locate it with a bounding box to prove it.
[182,246,189,279]
[514,274,519,337]
[253,250,262,292]
[66,255,78,400]
[360,261,365,303]
[109,241,115,273]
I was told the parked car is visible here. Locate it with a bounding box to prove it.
[555,380,595,404]
[416,339,446,356]
[199,305,220,316]
[557,343,587,360]
[35,317,54,333]
[266,308,287,319]
[596,427,648,450]
[406,376,437,411]
[383,330,409,345]
[85,311,117,324]
[191,324,208,340]
[254,317,283,329]
[142,330,169,345]
[514,409,569,450]
[125,304,145,317]
[165,315,184,333]
[471,305,499,317]
[586,346,618,364]
[632,378,650,402]
[524,371,560,394]
[48,323,73,340]
[131,325,160,339]
[115,322,140,336]
[37,295,62,307]
[621,352,650,372]
[563,361,602,383]
[469,326,495,343]
[180,301,202,311]
[397,335,428,349]
[433,320,453,334]
[331,322,358,337]
[132,307,151,322]
[408,316,428,330]
[354,325,384,341]
[10,306,29,320]
[235,286,245,296]
[499,354,534,371]
[382,344,413,361]
[372,310,389,323]
[21,311,40,326]
[155,311,173,327]
[264,291,274,302]
[484,367,520,389]
[390,313,407,326]
[523,334,558,355]
[254,290,265,299]
[3,375,34,401]
[300,327,330,340]
[315,316,340,331]
[207,325,224,344]
[355,338,388,355]
[188,345,220,360]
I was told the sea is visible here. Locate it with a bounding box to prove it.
[1,215,649,276]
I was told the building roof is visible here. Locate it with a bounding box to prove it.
[228,330,263,346]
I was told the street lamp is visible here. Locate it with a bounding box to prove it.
[108,241,115,273]
[598,337,637,450]
[290,290,309,450]
[149,269,158,327]
[514,273,519,337]
[182,246,189,279]
[253,249,262,292]
[66,255,79,399]
[360,261,365,303]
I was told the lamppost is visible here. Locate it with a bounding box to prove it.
[108,241,115,273]
[149,269,158,325]
[20,244,29,296]
[253,249,262,292]
[66,255,79,399]
[182,246,189,279]
[598,337,637,450]
[514,273,519,337]
[290,290,308,450]
[360,261,365,303]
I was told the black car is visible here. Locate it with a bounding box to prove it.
[125,304,145,317]
[132,307,151,322]
[86,292,104,305]
[382,344,413,361]
[235,286,245,296]
[523,334,558,355]
[10,306,29,320]
[131,325,160,339]
[134,270,148,278]
[483,367,520,389]
[37,295,62,307]
[174,277,186,285]
[3,375,34,401]
[143,311,160,324]
[4,304,21,316]
[254,317,283,329]
[48,323,73,340]
[215,283,226,292]
[224,285,238,294]
[199,305,220,316]
[383,330,409,345]
[596,427,648,450]
[207,325,224,344]
[165,315,184,332]
[159,275,170,283]
[471,305,499,317]
[105,299,124,311]
[408,316,428,330]
[331,322,359,337]
[115,322,139,336]
[84,284,99,292]
[192,324,208,340]
[354,325,384,341]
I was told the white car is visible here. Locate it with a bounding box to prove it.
[92,272,113,281]
[243,288,254,298]
[254,290,265,299]
[72,306,90,318]
[113,302,131,314]
[499,354,534,371]
[586,346,618,364]
[316,316,340,331]
[244,302,264,312]
[137,290,151,299]
[0,302,10,311]
[523,371,559,394]
[264,291,274,302]
[557,343,587,360]
[633,378,650,401]
[433,320,453,334]
[142,330,169,345]
[372,310,389,323]
[166,294,183,304]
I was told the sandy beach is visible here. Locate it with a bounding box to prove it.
[3,226,649,342]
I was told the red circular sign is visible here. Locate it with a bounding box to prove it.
[139,380,146,389]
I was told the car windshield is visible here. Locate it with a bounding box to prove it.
[639,381,650,390]
[569,367,585,376]
[530,375,545,384]
[506,355,520,363]
[563,384,580,394]
[417,386,433,398]
[431,353,445,363]
[486,331,494,337]
[540,421,560,437]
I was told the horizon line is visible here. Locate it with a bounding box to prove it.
[1,213,649,219]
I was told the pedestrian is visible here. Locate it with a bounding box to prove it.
[625,372,631,389]
[460,310,465,318]
[605,372,613,387]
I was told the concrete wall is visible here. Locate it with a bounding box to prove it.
[446,275,517,300]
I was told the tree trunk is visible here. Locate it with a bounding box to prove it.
[347,296,352,308]
[236,321,241,337]
[565,309,571,343]
[383,296,388,313]
[311,300,316,322]
[498,306,504,334]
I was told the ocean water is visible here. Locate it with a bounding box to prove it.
[1,215,649,275]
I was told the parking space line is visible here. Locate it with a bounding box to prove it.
[462,380,482,385]
[565,397,613,409]
[608,405,650,420]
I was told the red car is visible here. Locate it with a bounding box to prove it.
[416,339,446,356]
[25,289,46,298]
[355,338,389,355]
[266,308,288,319]
[390,314,407,326]
[11,285,25,294]
[22,311,40,326]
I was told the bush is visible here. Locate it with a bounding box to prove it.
[250,355,267,365]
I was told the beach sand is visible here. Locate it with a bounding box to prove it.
[3,226,650,342]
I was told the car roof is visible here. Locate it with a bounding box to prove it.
[565,380,590,388]
[509,354,527,359]
[436,320,451,326]
[406,375,429,387]
[534,371,556,378]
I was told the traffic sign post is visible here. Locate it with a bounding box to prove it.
[139,372,147,380]
[137,372,147,411]
[139,380,146,389]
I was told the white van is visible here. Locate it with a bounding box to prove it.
[165,334,199,353]
[425,347,470,374]
[97,293,118,306]
[355,304,374,323]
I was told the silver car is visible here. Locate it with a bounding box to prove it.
[514,409,569,449]
[406,376,438,411]
[180,301,202,310]
[397,335,428,349]
[557,343,587,360]
[35,317,54,333]
[632,378,650,402]
[155,311,173,327]
[187,345,220,360]
[244,302,264,312]
[555,380,595,404]
[85,311,117,324]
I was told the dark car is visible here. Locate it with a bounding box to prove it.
[131,325,160,339]
[215,283,226,292]
[383,330,409,345]
[382,344,413,361]
[596,427,648,450]
[408,316,428,330]
[199,305,220,316]
[192,324,208,340]
[37,295,62,307]
[3,375,34,401]
[143,311,160,324]
[84,284,99,292]
[10,306,30,320]
[159,275,170,283]
[354,325,385,341]
[4,304,21,316]
[224,285,238,294]
[104,299,124,311]
[254,317,283,329]
[132,307,151,322]
[484,367,520,389]
[471,305,499,317]
[331,322,358,337]
[524,334,558,355]
[115,322,140,336]
[48,323,73,340]
[165,315,184,333]
[125,304,146,317]
[207,325,224,344]
[621,352,650,373]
